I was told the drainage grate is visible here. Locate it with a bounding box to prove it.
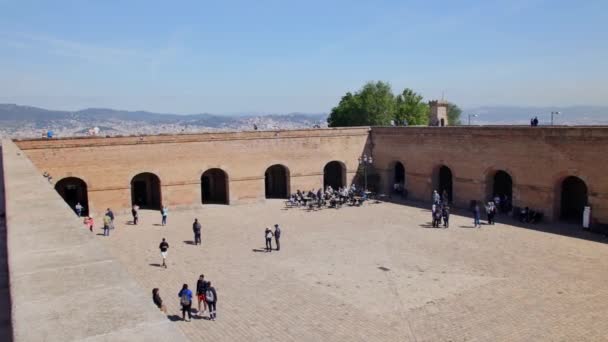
[378,266,390,271]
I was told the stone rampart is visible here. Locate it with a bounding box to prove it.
[2,139,186,341]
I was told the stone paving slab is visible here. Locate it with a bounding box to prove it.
[97,199,608,341]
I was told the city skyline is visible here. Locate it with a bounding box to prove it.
[1,0,607,114]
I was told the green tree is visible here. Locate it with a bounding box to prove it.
[327,81,394,127]
[447,102,462,125]
[394,88,429,125]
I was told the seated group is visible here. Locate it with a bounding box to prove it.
[286,184,370,209]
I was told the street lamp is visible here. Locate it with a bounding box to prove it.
[358,154,373,191]
[468,114,478,125]
[551,111,560,126]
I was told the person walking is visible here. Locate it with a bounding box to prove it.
[178,284,193,321]
[84,216,94,232]
[432,190,440,205]
[152,288,167,313]
[433,207,442,228]
[106,208,115,229]
[75,202,83,217]
[132,204,139,225]
[103,213,111,236]
[159,238,169,268]
[473,202,481,228]
[161,206,168,226]
[265,228,273,252]
[196,274,209,316]
[205,282,218,321]
[274,224,281,251]
[486,201,496,225]
[442,206,450,228]
[193,218,202,245]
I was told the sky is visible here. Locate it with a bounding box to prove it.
[0,0,607,114]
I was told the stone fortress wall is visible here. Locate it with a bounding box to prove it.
[15,127,371,213]
[13,126,608,224]
[372,126,608,223]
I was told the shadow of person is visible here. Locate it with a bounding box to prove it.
[149,263,162,267]
[252,248,267,253]
[166,315,182,322]
[183,240,196,245]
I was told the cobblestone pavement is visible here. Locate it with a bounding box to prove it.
[98,200,608,342]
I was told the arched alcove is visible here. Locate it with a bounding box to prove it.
[201,168,229,204]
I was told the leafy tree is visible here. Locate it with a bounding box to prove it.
[394,88,429,125]
[327,81,394,127]
[447,102,462,125]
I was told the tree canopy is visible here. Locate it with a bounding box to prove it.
[447,102,462,125]
[327,81,458,127]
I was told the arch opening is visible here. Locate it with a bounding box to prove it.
[560,176,588,222]
[437,165,453,203]
[491,170,513,212]
[131,172,162,209]
[324,161,346,189]
[201,168,229,204]
[265,165,289,199]
[55,177,89,216]
[393,161,405,194]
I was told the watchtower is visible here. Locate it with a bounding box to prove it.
[429,100,449,126]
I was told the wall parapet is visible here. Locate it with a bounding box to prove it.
[14,127,371,150]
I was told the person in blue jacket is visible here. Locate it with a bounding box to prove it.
[178,284,193,321]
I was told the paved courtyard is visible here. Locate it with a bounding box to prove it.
[99,200,608,342]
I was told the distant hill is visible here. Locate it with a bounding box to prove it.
[0,103,328,138]
[1,103,606,139]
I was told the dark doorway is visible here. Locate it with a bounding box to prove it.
[201,169,229,204]
[55,177,89,216]
[394,162,405,184]
[324,161,345,189]
[131,173,161,209]
[438,166,453,203]
[560,176,588,222]
[493,171,513,199]
[265,165,289,198]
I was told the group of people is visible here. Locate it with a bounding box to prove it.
[288,184,369,209]
[152,274,218,322]
[431,190,451,228]
[264,224,282,252]
[471,200,498,227]
[432,190,502,228]
[530,116,539,126]
[131,204,168,226]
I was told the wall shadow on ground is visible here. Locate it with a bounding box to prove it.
[0,145,14,341]
[382,196,608,245]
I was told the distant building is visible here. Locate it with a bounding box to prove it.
[429,100,448,127]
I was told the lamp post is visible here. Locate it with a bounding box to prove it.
[358,154,373,191]
[551,111,560,126]
[468,114,478,125]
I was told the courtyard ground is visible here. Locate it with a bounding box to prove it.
[99,200,608,342]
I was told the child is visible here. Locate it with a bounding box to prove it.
[84,217,94,232]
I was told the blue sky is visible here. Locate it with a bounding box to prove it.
[0,0,606,114]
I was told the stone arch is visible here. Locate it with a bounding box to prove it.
[323,161,346,189]
[55,177,89,216]
[201,168,229,204]
[131,172,162,209]
[560,176,588,222]
[388,160,406,194]
[484,169,514,212]
[265,164,290,199]
[433,165,453,203]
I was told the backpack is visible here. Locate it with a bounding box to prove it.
[205,289,215,302]
[180,292,190,306]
